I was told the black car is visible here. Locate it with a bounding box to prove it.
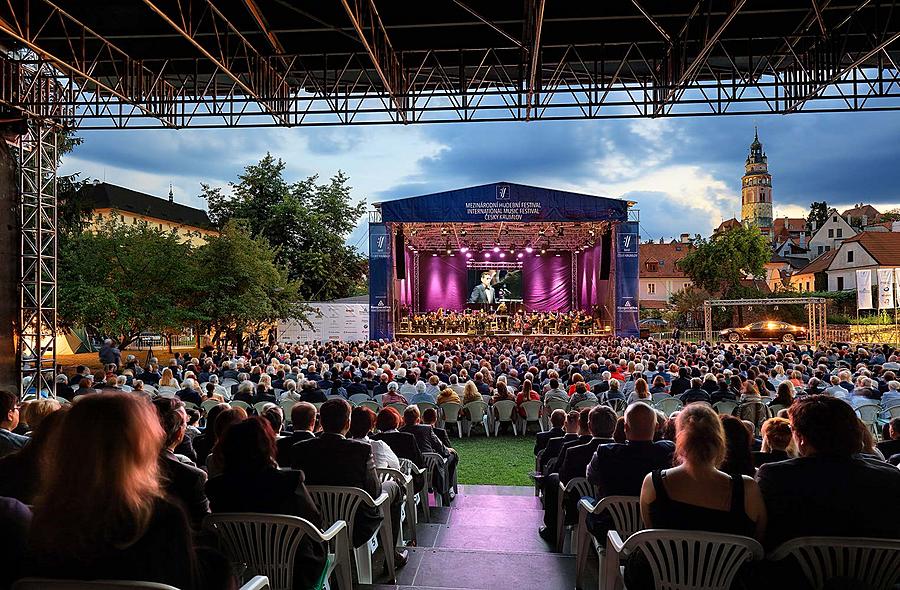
[719,320,808,343]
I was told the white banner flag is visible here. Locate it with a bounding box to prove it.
[896,268,900,307]
[856,269,873,310]
[878,268,895,309]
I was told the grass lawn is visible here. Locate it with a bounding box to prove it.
[450,432,536,486]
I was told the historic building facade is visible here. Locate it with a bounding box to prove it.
[741,128,774,230]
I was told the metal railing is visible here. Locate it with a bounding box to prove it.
[126,332,197,350]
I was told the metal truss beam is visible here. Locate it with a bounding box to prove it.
[140,0,292,126]
[18,121,57,397]
[340,0,408,123]
[523,0,547,119]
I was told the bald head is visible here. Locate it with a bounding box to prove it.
[624,402,657,441]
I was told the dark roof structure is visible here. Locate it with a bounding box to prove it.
[81,182,213,230]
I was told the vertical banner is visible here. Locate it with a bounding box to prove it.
[878,268,896,309]
[856,269,873,310]
[368,223,394,340]
[615,221,640,337]
[895,268,900,308]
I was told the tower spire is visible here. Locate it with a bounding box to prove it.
[168,182,174,203]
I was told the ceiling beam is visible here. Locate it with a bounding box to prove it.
[630,0,672,44]
[451,0,524,48]
[524,0,546,120]
[243,0,285,54]
[141,0,291,126]
[340,0,408,123]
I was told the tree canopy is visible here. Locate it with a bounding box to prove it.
[677,225,770,297]
[202,154,367,301]
[807,201,829,232]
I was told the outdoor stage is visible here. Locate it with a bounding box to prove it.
[368,182,640,341]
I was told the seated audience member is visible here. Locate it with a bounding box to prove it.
[254,383,277,405]
[185,409,202,438]
[298,379,327,404]
[408,380,436,405]
[858,422,884,460]
[176,378,202,405]
[205,407,248,478]
[753,417,796,468]
[462,380,483,405]
[373,407,425,491]
[540,411,580,474]
[876,417,900,459]
[277,401,317,467]
[603,378,623,403]
[0,391,28,459]
[679,378,710,405]
[17,398,61,435]
[382,381,409,406]
[629,403,766,590]
[206,417,327,590]
[770,381,795,409]
[669,367,692,397]
[757,395,900,549]
[349,406,400,470]
[400,405,456,501]
[54,374,75,400]
[233,381,255,405]
[422,407,453,448]
[535,409,567,457]
[568,382,598,408]
[551,408,593,477]
[649,375,668,395]
[0,408,67,503]
[192,403,229,468]
[544,378,569,404]
[151,398,210,530]
[26,393,230,589]
[539,406,618,544]
[291,399,408,566]
[436,381,461,405]
[261,405,284,435]
[585,402,674,540]
[515,380,541,417]
[719,415,756,476]
[627,378,652,405]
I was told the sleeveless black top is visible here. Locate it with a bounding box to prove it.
[648,469,756,537]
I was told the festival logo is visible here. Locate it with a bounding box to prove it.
[496,184,511,200]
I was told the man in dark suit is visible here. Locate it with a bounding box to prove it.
[757,396,900,550]
[535,409,567,457]
[552,408,593,476]
[277,402,317,467]
[292,399,407,566]
[539,411,580,475]
[679,377,711,405]
[539,406,617,543]
[585,402,674,541]
[346,376,369,397]
[151,398,209,530]
[468,271,498,304]
[400,406,456,503]
[421,407,453,449]
[668,367,691,397]
[372,408,425,492]
[877,417,900,459]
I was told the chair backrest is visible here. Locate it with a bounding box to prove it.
[620,529,764,590]
[230,400,251,411]
[564,476,599,500]
[734,401,770,431]
[769,536,900,590]
[546,399,569,413]
[14,581,181,589]
[594,496,642,538]
[653,397,683,416]
[482,394,492,405]
[521,400,542,421]
[306,486,374,544]
[253,401,271,415]
[606,398,627,415]
[221,378,238,388]
[279,399,296,415]
[157,386,177,395]
[493,399,517,420]
[651,393,670,402]
[439,402,462,423]
[204,513,333,590]
[855,402,881,423]
[712,400,737,415]
[388,402,409,415]
[373,393,385,406]
[201,399,221,414]
[464,400,489,422]
[416,402,438,416]
[768,403,786,415]
[587,379,602,387]
[886,405,900,420]
[574,400,599,410]
[349,393,370,405]
[182,401,198,411]
[359,400,381,413]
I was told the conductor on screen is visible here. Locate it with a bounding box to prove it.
[468,271,497,304]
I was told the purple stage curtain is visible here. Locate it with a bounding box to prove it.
[524,253,571,312]
[577,242,608,312]
[397,248,413,308]
[419,254,468,310]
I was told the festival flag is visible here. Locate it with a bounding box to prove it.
[856,269,873,310]
[877,268,895,309]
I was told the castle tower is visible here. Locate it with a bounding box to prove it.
[741,127,773,230]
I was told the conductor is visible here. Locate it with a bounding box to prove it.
[468,271,497,304]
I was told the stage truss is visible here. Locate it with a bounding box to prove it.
[703,297,828,344]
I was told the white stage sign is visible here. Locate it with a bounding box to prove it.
[278,303,369,343]
[856,269,873,310]
[877,268,895,309]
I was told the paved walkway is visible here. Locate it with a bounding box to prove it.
[363,484,580,590]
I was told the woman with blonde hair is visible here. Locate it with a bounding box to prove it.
[27,394,222,588]
[159,367,179,389]
[462,380,482,405]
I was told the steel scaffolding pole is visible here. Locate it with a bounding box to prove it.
[18,122,58,397]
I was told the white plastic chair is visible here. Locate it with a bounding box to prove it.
[398,457,430,523]
[415,401,438,418]
[464,400,490,437]
[604,529,764,590]
[713,400,738,415]
[14,579,269,590]
[423,451,453,506]
[359,400,380,413]
[605,398,627,417]
[349,394,370,405]
[253,401,272,415]
[221,378,239,389]
[855,402,882,436]
[653,397,683,417]
[378,466,417,545]
[182,401,198,411]
[650,393,670,403]
[387,402,408,415]
[201,399,221,414]
[204,513,351,590]
[544,399,570,429]
[230,400,251,411]
[520,400,543,435]
[439,402,463,438]
[373,394,385,406]
[157,386,178,397]
[574,496,642,590]
[492,399,518,435]
[306,486,395,585]
[279,399,296,418]
[555,477,600,553]
[574,400,599,411]
[769,536,900,590]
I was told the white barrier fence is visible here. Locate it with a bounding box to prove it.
[279,303,369,343]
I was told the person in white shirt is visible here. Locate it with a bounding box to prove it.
[348,406,400,470]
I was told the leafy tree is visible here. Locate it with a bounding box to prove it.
[677,225,770,298]
[807,201,829,233]
[58,218,200,348]
[668,286,711,328]
[194,221,308,348]
[201,154,367,301]
[880,208,900,223]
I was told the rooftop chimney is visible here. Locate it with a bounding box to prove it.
[168,183,174,203]
[680,233,690,244]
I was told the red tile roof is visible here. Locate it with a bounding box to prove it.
[842,204,881,221]
[842,232,900,266]
[639,242,693,278]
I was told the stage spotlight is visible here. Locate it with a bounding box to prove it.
[525,246,533,253]
[465,252,473,259]
[441,227,448,235]
[555,253,561,257]
[432,253,438,257]
[540,248,546,255]
[460,247,469,253]
[499,252,506,258]
[446,248,452,255]
[509,249,515,255]
[517,252,524,259]
[484,252,491,259]
[539,228,546,236]
[460,229,467,236]
[492,246,500,253]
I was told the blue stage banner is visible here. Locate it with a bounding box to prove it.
[615,221,640,338]
[377,182,628,224]
[368,223,393,341]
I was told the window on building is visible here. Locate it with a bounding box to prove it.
[837,276,844,290]
[818,246,824,254]
[828,229,834,238]
[847,250,854,263]
[806,282,811,291]
[647,283,656,295]
[645,261,658,272]
[836,228,842,238]
[825,246,831,251]
[832,215,838,222]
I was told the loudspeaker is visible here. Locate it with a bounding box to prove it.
[394,231,406,279]
[599,233,612,279]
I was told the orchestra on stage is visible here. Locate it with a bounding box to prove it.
[396,307,609,336]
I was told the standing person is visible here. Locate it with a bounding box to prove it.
[98,338,121,369]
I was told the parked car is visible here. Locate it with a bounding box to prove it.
[639,318,668,330]
[719,320,808,343]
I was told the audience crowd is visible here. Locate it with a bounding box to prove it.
[0,335,899,589]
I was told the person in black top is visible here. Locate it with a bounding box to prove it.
[276,402,317,467]
[668,367,691,397]
[753,417,795,468]
[719,415,756,476]
[535,409,566,456]
[678,377,710,405]
[876,417,900,459]
[206,417,326,590]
